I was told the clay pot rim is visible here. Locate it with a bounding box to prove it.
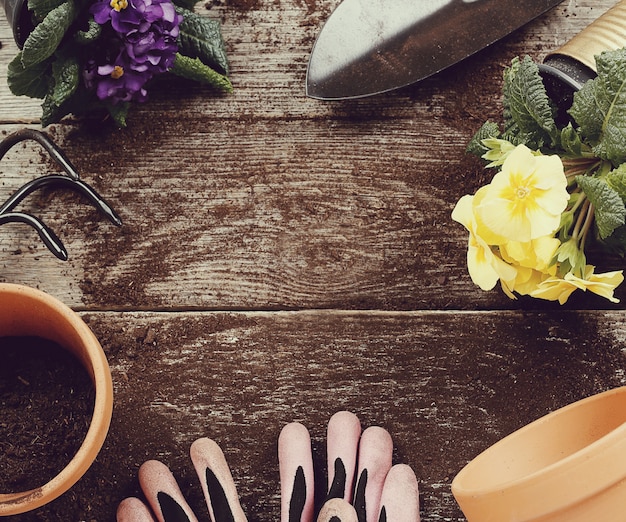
[452,387,626,518]
[0,283,113,516]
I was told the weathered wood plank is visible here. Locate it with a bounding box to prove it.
[11,309,625,521]
[1,117,622,311]
[1,1,624,311]
[0,1,619,123]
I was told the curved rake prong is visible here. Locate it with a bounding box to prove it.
[0,212,68,260]
[0,174,122,227]
[0,128,80,181]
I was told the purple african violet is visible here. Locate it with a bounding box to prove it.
[87,0,181,104]
[84,52,149,104]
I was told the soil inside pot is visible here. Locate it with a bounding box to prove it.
[0,336,95,493]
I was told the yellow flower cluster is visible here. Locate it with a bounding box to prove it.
[452,144,624,304]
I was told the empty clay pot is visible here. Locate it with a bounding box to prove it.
[451,386,626,521]
[0,283,113,516]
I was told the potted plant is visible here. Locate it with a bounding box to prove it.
[1,0,232,126]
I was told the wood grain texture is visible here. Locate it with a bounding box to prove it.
[2,0,626,520]
[1,0,625,311]
[11,309,625,521]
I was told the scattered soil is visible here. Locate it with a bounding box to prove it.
[0,337,94,494]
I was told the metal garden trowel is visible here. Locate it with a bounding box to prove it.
[306,0,626,100]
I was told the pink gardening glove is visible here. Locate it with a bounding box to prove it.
[117,412,420,522]
[279,411,420,522]
[116,437,247,522]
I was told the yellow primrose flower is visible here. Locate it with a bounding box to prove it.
[500,265,550,299]
[472,185,509,245]
[500,236,560,272]
[452,194,517,291]
[496,236,559,298]
[530,266,624,304]
[475,144,569,242]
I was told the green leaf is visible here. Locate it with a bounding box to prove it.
[502,56,558,149]
[560,123,586,157]
[75,17,102,44]
[576,174,626,239]
[7,52,49,98]
[569,48,626,164]
[169,53,233,92]
[176,7,229,75]
[555,237,586,278]
[606,163,626,202]
[466,121,500,157]
[105,102,130,127]
[28,0,66,19]
[21,1,76,68]
[41,53,79,126]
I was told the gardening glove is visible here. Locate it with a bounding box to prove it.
[117,412,419,522]
[279,411,420,522]
[116,437,247,522]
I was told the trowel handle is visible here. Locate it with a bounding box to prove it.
[547,0,626,73]
[539,1,626,108]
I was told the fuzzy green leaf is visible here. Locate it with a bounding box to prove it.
[177,7,229,75]
[607,163,626,202]
[21,1,75,68]
[569,48,626,164]
[41,53,79,126]
[502,56,558,149]
[169,53,233,92]
[560,123,586,157]
[28,0,66,19]
[7,52,49,98]
[75,17,102,44]
[576,175,626,239]
[467,121,500,157]
[105,102,130,127]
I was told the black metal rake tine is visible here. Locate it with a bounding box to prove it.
[0,212,68,261]
[0,174,123,226]
[0,128,80,181]
[0,128,122,260]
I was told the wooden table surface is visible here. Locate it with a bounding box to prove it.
[2,1,626,520]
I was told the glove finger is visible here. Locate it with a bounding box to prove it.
[316,498,358,522]
[190,437,248,522]
[325,411,361,502]
[117,497,157,522]
[377,464,420,522]
[278,422,315,522]
[138,460,199,522]
[353,427,393,522]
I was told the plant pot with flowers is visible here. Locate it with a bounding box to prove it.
[1,0,232,126]
[452,49,626,305]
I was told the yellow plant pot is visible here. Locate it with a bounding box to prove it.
[0,283,113,516]
[452,387,626,521]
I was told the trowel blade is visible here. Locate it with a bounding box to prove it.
[306,0,564,100]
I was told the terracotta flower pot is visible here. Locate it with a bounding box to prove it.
[0,283,113,516]
[1,0,32,47]
[451,387,626,521]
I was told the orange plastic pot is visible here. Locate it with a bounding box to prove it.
[0,283,113,516]
[451,387,626,521]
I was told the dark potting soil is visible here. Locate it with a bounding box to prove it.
[0,336,95,493]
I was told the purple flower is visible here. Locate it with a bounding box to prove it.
[87,0,181,103]
[84,52,150,104]
[124,18,179,73]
